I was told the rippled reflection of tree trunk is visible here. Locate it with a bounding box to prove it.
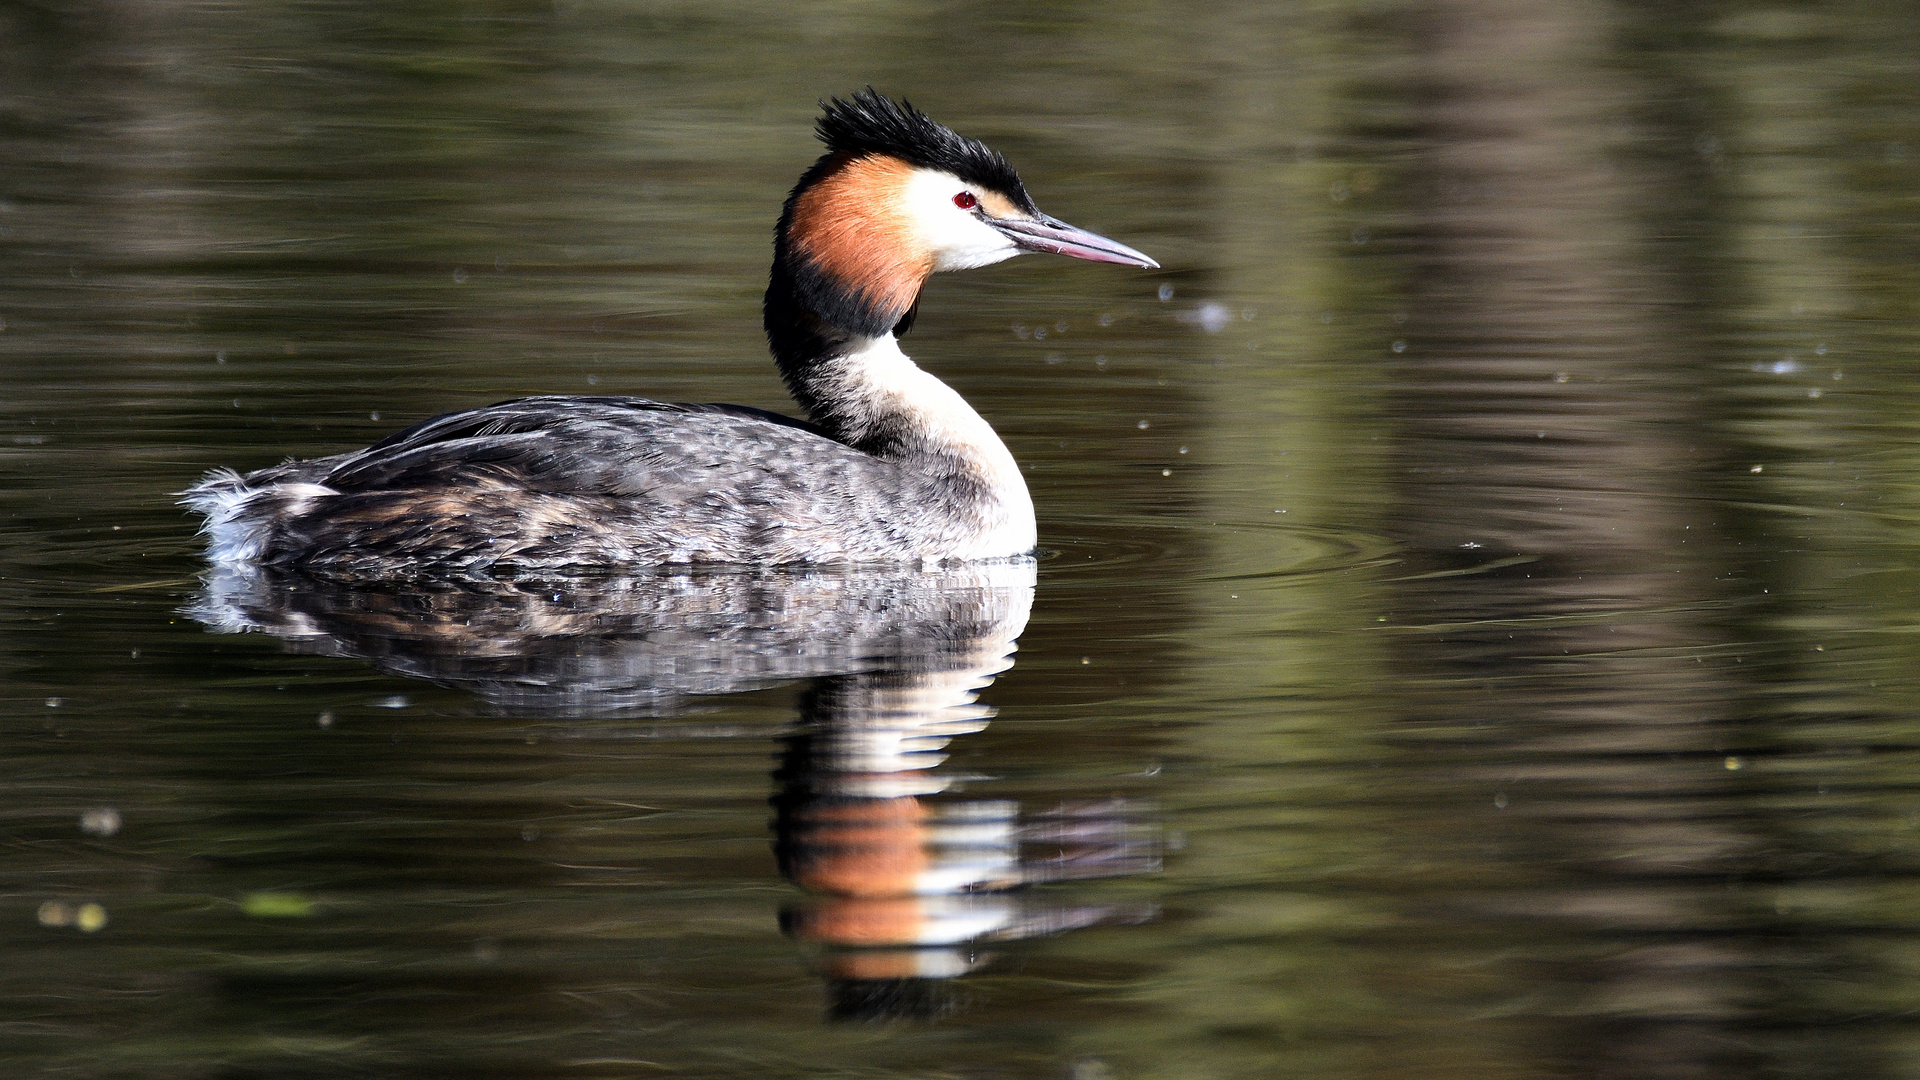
[1386,1,1771,1076]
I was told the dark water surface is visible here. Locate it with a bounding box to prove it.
[6,2,1920,1078]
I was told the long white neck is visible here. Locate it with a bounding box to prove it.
[819,334,1036,558]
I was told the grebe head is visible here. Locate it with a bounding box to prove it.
[772,89,1158,341]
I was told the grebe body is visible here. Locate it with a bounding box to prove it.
[184,91,1155,574]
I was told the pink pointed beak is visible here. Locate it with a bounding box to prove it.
[993,214,1159,269]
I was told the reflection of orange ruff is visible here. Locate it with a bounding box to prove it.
[788,896,926,946]
[818,947,952,982]
[788,797,930,898]
[786,893,1014,950]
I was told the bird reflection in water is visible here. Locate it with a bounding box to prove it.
[189,560,1159,1020]
[774,666,1159,1021]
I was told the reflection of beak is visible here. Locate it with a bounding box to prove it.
[993,214,1159,268]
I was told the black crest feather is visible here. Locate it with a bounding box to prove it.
[815,88,1035,212]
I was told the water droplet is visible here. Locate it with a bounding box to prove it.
[1070,1057,1116,1080]
[79,808,120,837]
[1179,302,1232,333]
[1157,283,1174,302]
[451,268,468,283]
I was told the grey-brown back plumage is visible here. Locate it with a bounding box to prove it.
[187,396,990,574]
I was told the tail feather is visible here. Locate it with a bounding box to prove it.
[180,468,337,566]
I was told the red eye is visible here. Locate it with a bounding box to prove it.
[953,191,978,210]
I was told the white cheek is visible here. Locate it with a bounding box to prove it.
[902,169,1020,271]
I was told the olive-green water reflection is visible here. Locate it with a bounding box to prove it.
[6,0,1920,1078]
[194,561,1160,1022]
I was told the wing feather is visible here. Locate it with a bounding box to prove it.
[318,397,880,499]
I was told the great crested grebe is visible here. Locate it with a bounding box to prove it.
[183,90,1157,573]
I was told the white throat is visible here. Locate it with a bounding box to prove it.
[836,334,1036,558]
